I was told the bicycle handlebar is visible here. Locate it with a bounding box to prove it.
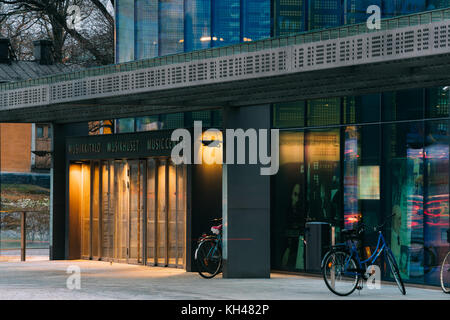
[356,213,396,233]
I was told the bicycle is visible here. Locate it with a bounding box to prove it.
[322,214,406,296]
[194,218,223,279]
[440,229,450,293]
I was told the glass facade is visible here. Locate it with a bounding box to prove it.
[111,0,450,285]
[115,0,272,62]
[272,87,450,286]
[116,0,135,63]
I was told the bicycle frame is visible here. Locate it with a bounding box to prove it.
[343,231,390,276]
[205,234,222,260]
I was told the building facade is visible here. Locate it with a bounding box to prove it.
[105,0,450,287]
[1,1,449,288]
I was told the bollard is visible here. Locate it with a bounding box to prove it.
[21,212,26,262]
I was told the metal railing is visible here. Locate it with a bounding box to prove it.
[0,210,50,261]
[0,7,449,92]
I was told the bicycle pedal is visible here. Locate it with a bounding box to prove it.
[356,285,363,290]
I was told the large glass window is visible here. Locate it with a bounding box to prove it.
[271,87,450,288]
[115,118,135,133]
[212,0,241,47]
[424,120,450,285]
[344,94,381,124]
[160,0,184,56]
[305,129,341,224]
[343,125,381,244]
[136,116,163,132]
[427,86,450,119]
[383,89,425,122]
[272,131,305,272]
[185,0,211,51]
[242,0,271,42]
[274,0,307,36]
[307,98,341,127]
[383,0,427,17]
[273,101,305,128]
[308,0,343,30]
[382,121,425,283]
[116,0,135,63]
[136,0,159,60]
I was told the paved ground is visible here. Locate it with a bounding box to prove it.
[0,249,49,262]
[0,260,447,300]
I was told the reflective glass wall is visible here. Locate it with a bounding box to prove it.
[272,86,450,286]
[115,0,272,63]
[116,0,450,62]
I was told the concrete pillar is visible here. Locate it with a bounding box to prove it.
[222,105,271,278]
[50,123,66,260]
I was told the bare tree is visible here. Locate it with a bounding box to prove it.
[0,0,114,66]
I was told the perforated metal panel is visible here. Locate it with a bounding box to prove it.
[1,20,450,111]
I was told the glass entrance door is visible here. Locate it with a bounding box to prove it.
[71,158,186,268]
[147,159,186,268]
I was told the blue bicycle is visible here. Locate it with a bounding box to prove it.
[195,218,223,279]
[322,214,406,296]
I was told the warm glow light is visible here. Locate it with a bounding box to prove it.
[197,130,223,165]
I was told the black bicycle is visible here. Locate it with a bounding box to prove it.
[440,229,450,293]
[195,218,223,279]
[322,214,406,296]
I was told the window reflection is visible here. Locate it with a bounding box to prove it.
[272,132,305,271]
[116,0,135,63]
[424,120,450,284]
[383,122,425,282]
[306,129,341,225]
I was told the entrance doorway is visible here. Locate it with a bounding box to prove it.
[69,158,186,268]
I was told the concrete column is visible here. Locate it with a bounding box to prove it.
[50,123,66,260]
[222,105,271,278]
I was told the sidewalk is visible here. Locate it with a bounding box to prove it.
[0,260,447,300]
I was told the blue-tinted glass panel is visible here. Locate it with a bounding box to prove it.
[115,118,135,133]
[426,0,450,10]
[160,0,184,56]
[274,0,307,36]
[116,0,135,63]
[309,0,343,30]
[272,131,306,272]
[424,120,450,286]
[212,0,240,47]
[185,0,211,51]
[427,86,450,118]
[382,0,427,17]
[382,121,425,283]
[136,0,158,60]
[136,116,163,131]
[242,0,271,41]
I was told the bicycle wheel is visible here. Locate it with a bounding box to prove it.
[440,251,450,294]
[195,240,222,279]
[323,251,360,296]
[385,249,406,295]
